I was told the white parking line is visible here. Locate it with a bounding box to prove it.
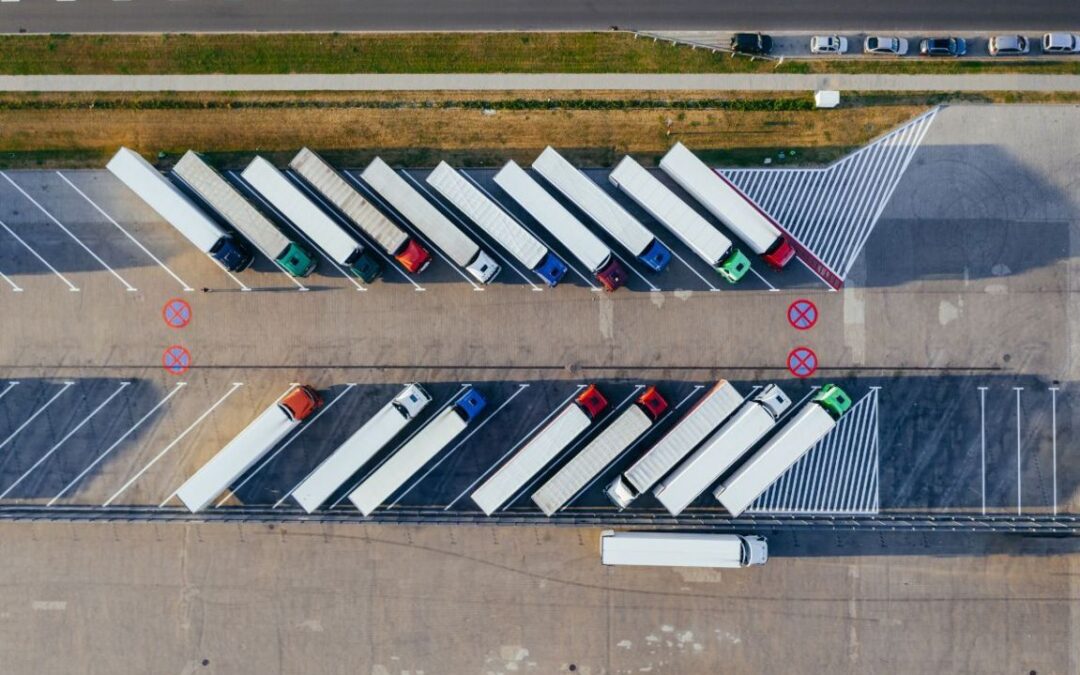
[224,383,357,508]
[389,383,529,510]
[56,172,195,292]
[0,268,23,292]
[978,386,987,516]
[282,171,424,291]
[0,216,79,291]
[0,381,18,403]
[47,382,187,506]
[748,265,778,292]
[343,170,483,292]
[226,170,365,292]
[103,382,243,507]
[0,381,74,455]
[1014,386,1023,515]
[0,172,138,292]
[444,384,586,511]
[1050,387,1059,516]
[460,172,600,291]
[402,171,541,291]
[0,381,130,499]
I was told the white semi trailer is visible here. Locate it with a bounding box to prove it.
[107,147,252,271]
[608,155,750,283]
[348,388,487,516]
[240,156,383,282]
[654,385,790,516]
[605,380,743,509]
[173,151,316,277]
[531,146,672,272]
[659,142,795,269]
[425,161,568,286]
[471,385,608,516]
[600,531,768,568]
[175,385,322,512]
[531,387,668,516]
[714,384,853,517]
[360,157,500,283]
[288,148,432,274]
[493,160,627,291]
[291,384,432,513]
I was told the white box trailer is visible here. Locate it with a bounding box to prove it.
[173,151,316,277]
[608,155,750,284]
[714,384,853,517]
[494,160,627,291]
[360,157,500,283]
[176,386,321,512]
[288,148,432,274]
[654,385,790,516]
[531,387,667,516]
[106,147,252,271]
[240,156,382,282]
[292,384,432,513]
[606,380,743,509]
[471,385,608,516]
[348,388,487,516]
[659,142,795,269]
[531,147,671,272]
[600,531,767,568]
[425,161,568,286]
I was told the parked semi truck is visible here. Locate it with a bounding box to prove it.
[532,386,668,516]
[714,384,853,517]
[360,157,500,283]
[173,151,316,277]
[531,147,672,272]
[106,147,252,271]
[494,160,627,291]
[240,156,382,282]
[608,155,750,284]
[606,380,743,509]
[600,531,768,568]
[288,148,432,274]
[471,385,608,515]
[292,383,432,513]
[348,388,487,516]
[654,385,790,516]
[660,142,795,269]
[425,161,568,286]
[176,385,322,512]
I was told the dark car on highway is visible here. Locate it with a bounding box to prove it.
[730,33,773,55]
[920,37,967,56]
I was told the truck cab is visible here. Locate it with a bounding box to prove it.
[761,237,795,269]
[636,386,669,421]
[739,535,768,566]
[210,236,254,272]
[576,385,609,419]
[346,249,384,283]
[638,240,672,273]
[535,253,569,287]
[717,248,752,283]
[467,250,502,284]
[814,384,853,419]
[753,384,791,419]
[279,385,323,422]
[393,383,432,419]
[596,258,628,292]
[453,388,488,422]
[279,242,318,277]
[395,239,432,274]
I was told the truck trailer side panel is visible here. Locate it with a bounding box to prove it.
[471,405,592,516]
[531,405,652,516]
[176,405,297,512]
[600,531,763,568]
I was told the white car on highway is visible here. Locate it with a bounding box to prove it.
[1043,32,1080,54]
[810,35,848,54]
[864,35,909,55]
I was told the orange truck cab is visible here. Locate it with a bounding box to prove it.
[279,385,323,422]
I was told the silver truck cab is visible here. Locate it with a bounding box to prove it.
[394,383,433,419]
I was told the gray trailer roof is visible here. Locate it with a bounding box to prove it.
[609,155,735,267]
[107,147,225,252]
[360,157,480,267]
[289,148,409,255]
[174,151,291,259]
[532,147,655,256]
[241,156,363,266]
[493,160,611,274]
[426,161,548,270]
[532,405,652,516]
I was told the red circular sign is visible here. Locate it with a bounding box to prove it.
[787,299,817,330]
[787,347,818,379]
[162,298,192,329]
[162,345,191,375]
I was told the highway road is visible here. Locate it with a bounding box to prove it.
[0,0,1077,34]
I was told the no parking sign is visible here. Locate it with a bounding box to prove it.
[787,347,818,379]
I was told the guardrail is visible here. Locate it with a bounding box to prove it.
[626,29,783,64]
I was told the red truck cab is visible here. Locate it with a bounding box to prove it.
[575,385,609,419]
[595,258,628,292]
[762,237,795,269]
[635,386,669,421]
[279,385,323,422]
[395,239,432,274]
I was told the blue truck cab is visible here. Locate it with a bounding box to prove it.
[210,236,254,272]
[454,388,488,422]
[638,240,672,272]
[534,252,569,287]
